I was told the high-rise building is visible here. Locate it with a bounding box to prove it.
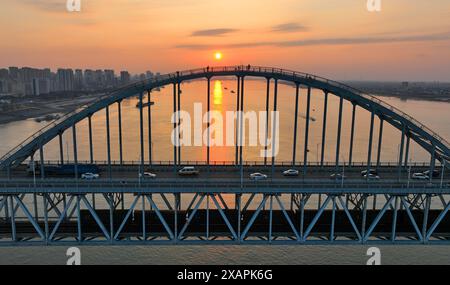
[95,70,104,88]
[56,69,74,92]
[0,79,8,94]
[8,67,19,80]
[0,69,8,79]
[74,69,84,90]
[104,69,115,87]
[120,71,130,84]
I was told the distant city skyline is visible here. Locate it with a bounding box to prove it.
[0,0,449,81]
[0,65,158,96]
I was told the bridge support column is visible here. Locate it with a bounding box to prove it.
[148,90,153,167]
[398,125,406,180]
[391,196,399,242]
[239,77,245,184]
[422,195,431,242]
[264,78,271,166]
[303,87,312,176]
[72,125,78,180]
[172,85,177,173]
[348,103,356,166]
[9,196,16,242]
[39,145,45,180]
[58,133,64,165]
[330,196,336,242]
[237,194,242,243]
[43,194,49,244]
[376,118,384,170]
[235,76,241,166]
[207,78,211,173]
[118,101,123,166]
[361,195,368,242]
[108,194,114,244]
[429,145,436,183]
[106,106,112,180]
[404,136,410,168]
[88,115,94,164]
[335,97,344,177]
[292,83,300,167]
[139,92,145,176]
[177,84,181,166]
[320,91,329,167]
[271,79,278,178]
[366,112,375,181]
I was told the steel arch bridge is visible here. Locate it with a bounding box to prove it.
[0,65,449,246]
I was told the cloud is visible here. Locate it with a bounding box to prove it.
[272,23,308,33]
[175,32,450,50]
[191,28,239,37]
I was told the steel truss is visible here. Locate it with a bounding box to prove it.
[1,191,450,246]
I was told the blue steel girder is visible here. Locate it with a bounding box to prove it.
[0,66,449,170]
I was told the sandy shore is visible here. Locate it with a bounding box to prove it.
[0,95,98,125]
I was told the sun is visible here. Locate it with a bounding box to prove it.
[214,52,223,60]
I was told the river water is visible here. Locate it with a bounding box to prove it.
[0,79,449,264]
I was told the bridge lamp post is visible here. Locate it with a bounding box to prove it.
[316,143,320,165]
[407,161,412,189]
[341,155,345,188]
[441,160,446,189]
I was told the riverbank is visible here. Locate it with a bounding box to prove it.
[0,94,100,125]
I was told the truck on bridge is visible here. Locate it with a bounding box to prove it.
[27,163,99,177]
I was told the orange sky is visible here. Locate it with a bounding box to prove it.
[1,0,449,80]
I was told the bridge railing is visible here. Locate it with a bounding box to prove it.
[16,160,434,168]
[0,180,448,193]
[1,65,449,168]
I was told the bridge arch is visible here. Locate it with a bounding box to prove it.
[0,66,449,173]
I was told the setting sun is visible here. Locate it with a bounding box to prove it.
[215,52,223,60]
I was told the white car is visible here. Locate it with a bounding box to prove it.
[139,172,157,179]
[412,173,430,180]
[250,173,268,181]
[283,169,299,177]
[178,167,200,176]
[364,174,380,180]
[81,173,99,180]
[330,173,345,180]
